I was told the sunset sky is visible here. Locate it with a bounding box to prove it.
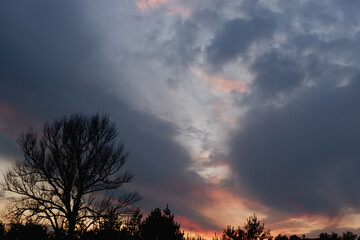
[2,0,360,238]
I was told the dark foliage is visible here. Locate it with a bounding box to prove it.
[222,214,270,240]
[289,235,302,240]
[141,205,184,240]
[222,225,245,240]
[342,232,357,240]
[0,221,5,239]
[5,222,49,240]
[275,234,289,240]
[245,214,270,240]
[119,209,143,240]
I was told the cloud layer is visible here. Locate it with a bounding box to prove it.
[2,0,360,236]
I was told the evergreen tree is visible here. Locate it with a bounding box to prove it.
[222,225,245,240]
[244,214,270,240]
[141,205,183,240]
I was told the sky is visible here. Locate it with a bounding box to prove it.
[1,0,360,238]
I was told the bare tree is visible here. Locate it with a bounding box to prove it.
[2,113,139,239]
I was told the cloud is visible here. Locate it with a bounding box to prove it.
[251,51,304,98]
[4,0,360,236]
[195,69,248,94]
[0,0,213,232]
[161,19,201,68]
[0,134,20,162]
[136,0,171,12]
[221,0,360,233]
[230,77,360,216]
[205,17,275,70]
[0,0,104,120]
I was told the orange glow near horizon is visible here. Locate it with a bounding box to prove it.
[270,214,339,237]
[176,215,220,239]
[200,188,269,227]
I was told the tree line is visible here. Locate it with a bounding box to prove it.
[0,206,183,240]
[0,113,358,240]
[1,209,359,240]
[273,232,358,240]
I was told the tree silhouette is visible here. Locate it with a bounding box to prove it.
[222,214,270,240]
[289,235,301,240]
[275,234,289,240]
[0,221,5,239]
[320,233,331,240]
[140,205,183,240]
[222,225,245,240]
[330,232,341,240]
[342,232,357,240]
[244,214,270,240]
[119,208,142,240]
[5,222,49,240]
[2,113,139,239]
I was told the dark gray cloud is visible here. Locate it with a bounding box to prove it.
[221,0,360,230]
[230,75,360,216]
[205,17,275,70]
[0,0,104,120]
[251,51,304,98]
[0,134,20,161]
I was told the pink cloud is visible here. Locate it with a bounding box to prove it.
[135,0,191,17]
[194,69,249,94]
[135,0,150,12]
[135,0,171,12]
[166,5,191,17]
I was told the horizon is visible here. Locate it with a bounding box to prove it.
[1,0,360,238]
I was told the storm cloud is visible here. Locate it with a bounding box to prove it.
[228,0,360,220]
[231,79,360,215]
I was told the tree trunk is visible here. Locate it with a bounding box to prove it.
[67,215,76,240]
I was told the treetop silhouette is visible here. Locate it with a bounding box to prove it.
[222,213,270,240]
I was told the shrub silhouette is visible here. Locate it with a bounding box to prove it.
[5,222,49,240]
